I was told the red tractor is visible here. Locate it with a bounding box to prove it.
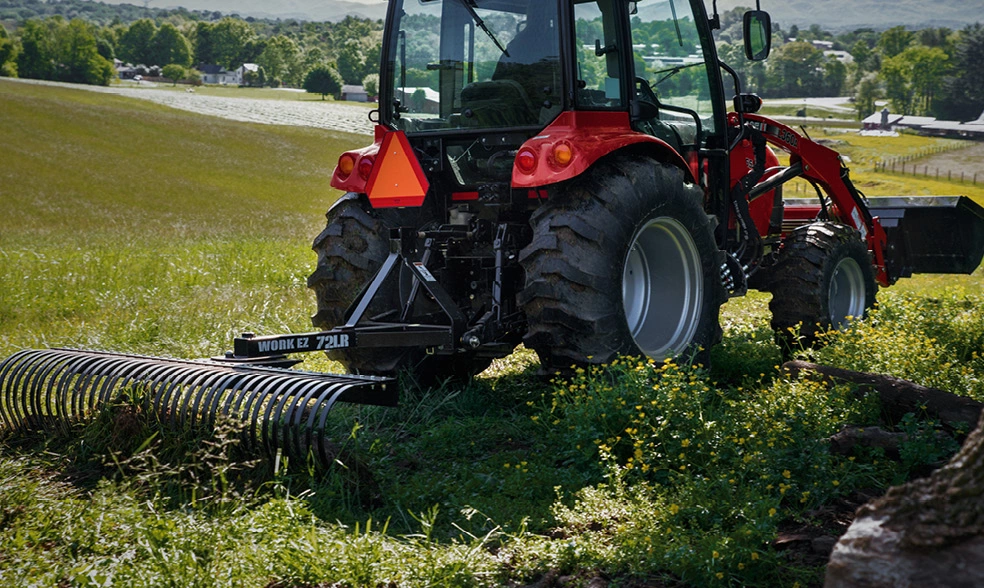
[3,0,982,466]
[306,0,984,380]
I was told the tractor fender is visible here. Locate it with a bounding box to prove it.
[511,110,694,189]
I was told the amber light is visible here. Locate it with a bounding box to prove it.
[516,148,538,174]
[337,153,356,178]
[358,156,375,180]
[552,143,574,167]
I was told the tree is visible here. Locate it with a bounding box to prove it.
[16,19,56,80]
[192,21,215,65]
[877,26,914,59]
[302,64,343,99]
[162,63,186,86]
[0,25,17,77]
[936,24,984,121]
[150,23,191,68]
[257,35,300,86]
[208,18,257,69]
[765,41,825,97]
[56,19,114,85]
[362,72,379,98]
[336,38,365,85]
[881,46,949,115]
[117,18,156,64]
[854,72,882,120]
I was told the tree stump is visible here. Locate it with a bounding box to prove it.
[825,411,984,587]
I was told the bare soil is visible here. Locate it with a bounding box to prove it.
[911,141,984,181]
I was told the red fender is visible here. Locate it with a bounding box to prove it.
[511,111,695,189]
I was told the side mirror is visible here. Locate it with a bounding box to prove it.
[743,10,772,61]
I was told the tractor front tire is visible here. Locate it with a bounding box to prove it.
[768,222,877,352]
[518,156,726,374]
[307,193,490,384]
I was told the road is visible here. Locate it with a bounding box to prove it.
[3,77,377,135]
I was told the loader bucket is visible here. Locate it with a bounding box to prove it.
[0,349,395,468]
[867,196,984,281]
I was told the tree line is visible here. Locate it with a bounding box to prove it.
[716,9,984,121]
[0,0,383,96]
[0,1,981,120]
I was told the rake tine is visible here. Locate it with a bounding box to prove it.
[0,349,394,470]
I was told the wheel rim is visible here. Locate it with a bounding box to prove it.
[828,256,866,328]
[622,217,703,359]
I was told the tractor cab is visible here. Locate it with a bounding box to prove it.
[375,0,739,194]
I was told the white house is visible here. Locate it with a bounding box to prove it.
[341,85,369,102]
[199,64,239,85]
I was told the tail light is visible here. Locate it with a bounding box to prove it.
[337,153,356,179]
[516,148,538,174]
[358,156,375,181]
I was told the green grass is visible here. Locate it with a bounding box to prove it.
[1,80,983,587]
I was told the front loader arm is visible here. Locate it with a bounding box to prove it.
[732,113,891,286]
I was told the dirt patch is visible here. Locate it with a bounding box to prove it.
[910,141,984,182]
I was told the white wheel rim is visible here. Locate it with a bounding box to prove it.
[622,217,703,359]
[828,256,866,328]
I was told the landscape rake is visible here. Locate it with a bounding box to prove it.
[0,348,395,467]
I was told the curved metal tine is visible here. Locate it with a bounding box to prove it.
[142,362,200,423]
[92,355,156,413]
[0,350,36,428]
[9,350,54,429]
[279,379,329,464]
[48,352,113,434]
[246,374,299,460]
[159,364,209,428]
[313,386,358,468]
[59,353,125,423]
[3,350,50,429]
[289,381,344,465]
[262,376,315,463]
[185,366,241,429]
[222,371,271,423]
[251,374,304,458]
[220,372,284,456]
[142,361,209,425]
[68,355,125,414]
[302,382,352,465]
[196,370,245,429]
[272,377,321,460]
[20,350,72,430]
[176,366,229,429]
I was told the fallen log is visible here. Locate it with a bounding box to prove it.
[783,361,984,432]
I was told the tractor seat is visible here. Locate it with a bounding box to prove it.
[460,79,539,127]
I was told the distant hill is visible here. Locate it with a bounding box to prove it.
[715,0,981,31]
[98,0,388,22]
[22,0,983,29]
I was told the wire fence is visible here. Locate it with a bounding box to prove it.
[872,142,979,185]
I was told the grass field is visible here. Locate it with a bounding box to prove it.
[1,80,982,587]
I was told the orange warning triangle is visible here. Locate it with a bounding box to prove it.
[366,131,430,208]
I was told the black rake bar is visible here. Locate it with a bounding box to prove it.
[0,348,395,468]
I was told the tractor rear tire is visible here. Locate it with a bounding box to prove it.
[518,156,726,374]
[768,222,877,352]
[307,193,490,384]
